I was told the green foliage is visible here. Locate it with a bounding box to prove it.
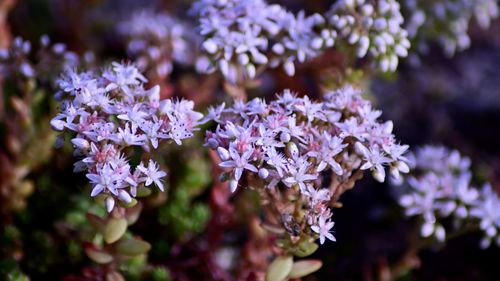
[157,152,211,240]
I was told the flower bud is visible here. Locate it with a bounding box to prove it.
[372,167,386,182]
[396,160,410,173]
[420,222,434,237]
[246,64,256,79]
[435,225,446,242]
[272,43,285,55]
[217,147,230,161]
[206,138,219,149]
[283,60,295,76]
[286,142,299,158]
[258,168,269,179]
[280,132,291,143]
[203,40,218,54]
[50,118,66,131]
[238,53,250,65]
[311,37,323,50]
[118,190,133,203]
[71,138,90,150]
[105,197,116,213]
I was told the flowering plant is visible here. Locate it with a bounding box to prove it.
[51,62,203,211]
[1,0,500,280]
[204,86,409,276]
[398,146,500,248]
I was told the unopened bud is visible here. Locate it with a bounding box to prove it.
[217,147,230,161]
[105,197,116,213]
[50,119,66,131]
[118,190,132,203]
[259,168,269,179]
[286,142,299,158]
[71,138,90,150]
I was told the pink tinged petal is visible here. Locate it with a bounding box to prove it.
[304,174,318,182]
[155,180,164,191]
[125,177,137,187]
[311,225,320,233]
[117,114,128,121]
[244,164,258,173]
[219,161,236,168]
[90,185,104,197]
[86,174,99,183]
[326,221,335,229]
[145,178,153,186]
[317,161,327,172]
[151,138,158,149]
[282,177,296,186]
[360,162,372,170]
[229,180,238,193]
[234,167,243,181]
[325,232,336,242]
[355,142,370,156]
[108,186,119,196]
[319,236,325,245]
[50,119,66,131]
[331,162,343,175]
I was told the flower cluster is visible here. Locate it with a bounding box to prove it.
[205,86,409,246]
[191,0,410,83]
[50,62,203,212]
[118,11,198,78]
[326,0,410,72]
[397,146,500,248]
[402,0,499,56]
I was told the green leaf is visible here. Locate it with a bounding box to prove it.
[104,218,127,244]
[86,213,106,233]
[85,246,113,264]
[136,187,152,197]
[287,259,323,278]
[106,271,125,281]
[116,238,151,256]
[291,240,319,257]
[266,255,293,281]
[118,198,138,208]
[125,203,143,226]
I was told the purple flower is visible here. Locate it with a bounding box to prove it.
[51,63,201,212]
[219,148,258,181]
[137,160,167,191]
[311,215,336,244]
